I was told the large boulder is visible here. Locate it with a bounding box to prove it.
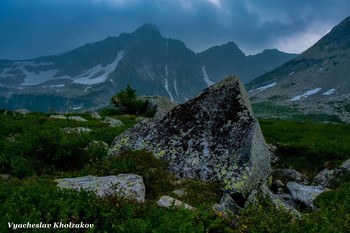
[55,174,145,203]
[108,75,271,195]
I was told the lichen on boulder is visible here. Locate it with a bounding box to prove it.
[108,75,271,195]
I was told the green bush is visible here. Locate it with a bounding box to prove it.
[111,85,148,114]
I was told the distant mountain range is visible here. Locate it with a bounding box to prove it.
[0,24,296,112]
[247,16,350,123]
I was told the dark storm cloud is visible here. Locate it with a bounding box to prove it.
[0,0,349,59]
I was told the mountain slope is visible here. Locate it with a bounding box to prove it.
[247,16,350,122]
[197,43,297,84]
[0,24,296,112]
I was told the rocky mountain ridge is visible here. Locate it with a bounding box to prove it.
[247,16,350,122]
[0,24,296,112]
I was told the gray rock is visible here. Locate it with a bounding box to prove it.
[156,195,194,210]
[135,116,147,122]
[313,159,350,188]
[0,174,11,180]
[68,116,88,122]
[108,75,271,195]
[213,194,243,216]
[91,111,102,119]
[138,95,178,119]
[275,179,285,188]
[267,144,279,164]
[273,168,308,184]
[13,109,30,115]
[113,174,146,203]
[55,174,145,203]
[257,184,301,219]
[62,127,92,134]
[85,141,109,151]
[50,115,67,120]
[286,182,329,209]
[172,189,186,197]
[104,117,124,127]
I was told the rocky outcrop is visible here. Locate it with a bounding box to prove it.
[313,159,350,188]
[108,75,271,195]
[91,111,102,119]
[273,168,308,184]
[138,96,178,119]
[103,117,124,127]
[62,127,92,134]
[213,194,243,216]
[55,174,145,203]
[245,184,301,219]
[286,182,328,209]
[68,116,88,122]
[156,195,194,210]
[50,115,67,120]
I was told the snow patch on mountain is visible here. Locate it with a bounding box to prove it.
[1,61,55,85]
[21,69,60,86]
[49,84,65,88]
[165,65,168,77]
[71,50,124,85]
[291,88,322,101]
[144,62,154,80]
[18,52,124,86]
[322,88,335,96]
[174,78,179,97]
[201,66,214,87]
[164,78,174,101]
[250,82,277,93]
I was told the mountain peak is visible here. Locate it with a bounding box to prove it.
[132,23,162,38]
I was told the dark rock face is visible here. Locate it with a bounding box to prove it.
[108,75,271,195]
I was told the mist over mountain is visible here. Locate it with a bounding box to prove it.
[247,16,350,122]
[0,24,296,112]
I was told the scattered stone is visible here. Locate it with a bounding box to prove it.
[213,194,243,216]
[113,174,146,203]
[258,184,302,218]
[172,189,186,197]
[286,182,329,209]
[267,144,279,164]
[68,116,88,122]
[91,111,102,119]
[13,109,30,115]
[0,174,11,181]
[62,127,92,134]
[313,159,350,188]
[275,179,285,188]
[277,187,285,194]
[135,116,147,122]
[104,117,124,127]
[55,174,145,203]
[85,141,109,151]
[138,95,178,119]
[50,115,67,120]
[108,75,271,195]
[156,195,194,210]
[273,168,308,184]
[244,184,301,219]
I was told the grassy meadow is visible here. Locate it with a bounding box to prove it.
[0,110,349,232]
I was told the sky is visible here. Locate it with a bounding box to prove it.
[0,0,349,60]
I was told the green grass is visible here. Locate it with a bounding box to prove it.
[1,110,350,232]
[259,118,350,177]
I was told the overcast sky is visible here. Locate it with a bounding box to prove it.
[0,0,349,60]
